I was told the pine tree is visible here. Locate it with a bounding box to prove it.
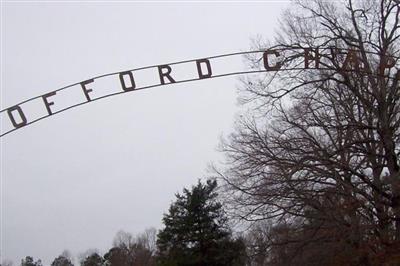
[51,255,73,266]
[156,179,246,266]
[81,253,104,266]
[20,257,42,266]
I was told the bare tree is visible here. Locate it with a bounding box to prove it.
[136,228,157,256]
[112,230,135,250]
[106,228,157,266]
[217,0,400,264]
[243,221,272,266]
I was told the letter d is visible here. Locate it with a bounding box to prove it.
[196,59,212,79]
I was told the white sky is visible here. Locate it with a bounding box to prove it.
[1,1,287,264]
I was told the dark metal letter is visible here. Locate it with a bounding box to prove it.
[81,79,95,102]
[263,50,282,71]
[342,50,362,71]
[330,47,340,62]
[304,48,320,69]
[380,55,396,71]
[7,105,27,128]
[158,65,176,85]
[42,91,57,115]
[119,71,136,92]
[196,59,212,79]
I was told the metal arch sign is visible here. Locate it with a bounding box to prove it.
[1,47,398,138]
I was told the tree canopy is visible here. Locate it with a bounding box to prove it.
[156,179,246,266]
[20,257,42,266]
[217,0,400,265]
[50,254,73,266]
[80,253,104,266]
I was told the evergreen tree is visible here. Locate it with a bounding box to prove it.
[20,257,42,266]
[156,179,246,266]
[51,255,73,266]
[103,247,130,266]
[81,253,104,266]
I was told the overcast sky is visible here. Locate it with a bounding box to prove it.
[1,1,287,264]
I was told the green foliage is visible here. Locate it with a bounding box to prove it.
[156,179,246,266]
[20,257,42,266]
[81,253,104,266]
[51,256,73,266]
[103,247,130,266]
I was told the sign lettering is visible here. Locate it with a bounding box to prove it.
[1,48,397,137]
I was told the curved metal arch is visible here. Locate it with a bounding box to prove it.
[1,48,398,138]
